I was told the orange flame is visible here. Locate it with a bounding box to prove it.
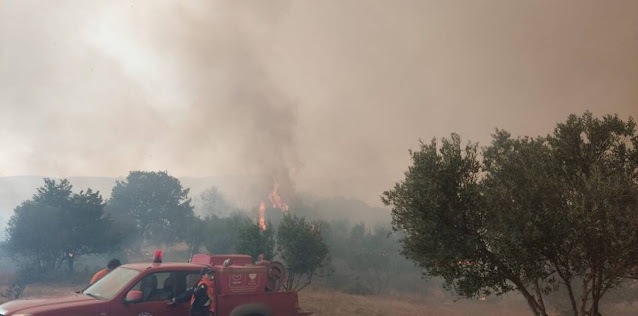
[259,201,267,231]
[269,181,289,211]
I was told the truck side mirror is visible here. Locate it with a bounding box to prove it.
[124,290,143,304]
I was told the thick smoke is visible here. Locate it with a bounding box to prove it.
[1,1,300,203]
[1,0,637,206]
[164,1,299,200]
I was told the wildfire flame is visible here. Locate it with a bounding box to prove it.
[259,201,267,231]
[257,181,288,231]
[269,181,289,211]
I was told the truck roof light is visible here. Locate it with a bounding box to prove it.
[153,250,163,263]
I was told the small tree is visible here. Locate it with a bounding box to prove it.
[1,277,26,300]
[236,221,276,261]
[277,213,329,291]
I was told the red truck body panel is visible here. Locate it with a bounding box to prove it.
[191,254,253,266]
[217,265,267,295]
[0,294,105,316]
[217,291,301,316]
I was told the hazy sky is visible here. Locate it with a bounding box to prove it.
[1,0,637,205]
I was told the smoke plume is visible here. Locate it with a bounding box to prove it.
[1,0,637,205]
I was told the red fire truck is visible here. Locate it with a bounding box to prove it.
[0,253,312,316]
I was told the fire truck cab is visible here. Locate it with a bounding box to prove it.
[0,253,311,316]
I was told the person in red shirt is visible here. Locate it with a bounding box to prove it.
[90,259,121,284]
[190,267,215,316]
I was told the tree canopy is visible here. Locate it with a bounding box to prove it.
[196,186,234,217]
[5,179,119,273]
[343,224,400,294]
[202,212,252,254]
[106,171,194,246]
[382,113,638,316]
[236,220,276,262]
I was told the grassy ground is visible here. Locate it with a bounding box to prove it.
[4,282,638,315]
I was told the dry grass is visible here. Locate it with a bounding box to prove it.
[4,283,638,316]
[298,288,638,316]
[298,288,532,316]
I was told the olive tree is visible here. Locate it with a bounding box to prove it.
[382,113,638,316]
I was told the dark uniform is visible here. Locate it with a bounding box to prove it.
[190,268,215,316]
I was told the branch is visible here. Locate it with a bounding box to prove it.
[293,273,302,292]
[479,239,546,315]
[296,271,315,292]
[534,279,546,313]
[551,259,578,316]
[579,271,594,315]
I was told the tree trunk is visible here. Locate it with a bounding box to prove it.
[579,274,592,315]
[67,256,74,273]
[534,279,546,313]
[553,261,578,316]
[516,284,548,316]
[590,269,603,316]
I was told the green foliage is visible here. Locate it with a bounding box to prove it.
[383,113,638,316]
[196,186,235,217]
[236,221,276,261]
[5,179,119,273]
[185,216,207,257]
[277,213,329,291]
[343,224,400,294]
[106,171,194,246]
[110,215,143,257]
[202,212,252,254]
[383,134,495,296]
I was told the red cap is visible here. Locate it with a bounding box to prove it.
[153,250,163,263]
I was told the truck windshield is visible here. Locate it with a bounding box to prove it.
[83,267,140,300]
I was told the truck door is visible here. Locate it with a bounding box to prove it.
[111,270,197,316]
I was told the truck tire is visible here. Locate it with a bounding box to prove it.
[229,303,273,316]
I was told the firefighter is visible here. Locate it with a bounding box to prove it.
[167,273,200,305]
[90,259,121,284]
[190,267,216,316]
[256,253,267,264]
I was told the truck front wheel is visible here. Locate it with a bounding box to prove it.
[229,303,272,316]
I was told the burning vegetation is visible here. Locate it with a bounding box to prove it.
[258,180,289,231]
